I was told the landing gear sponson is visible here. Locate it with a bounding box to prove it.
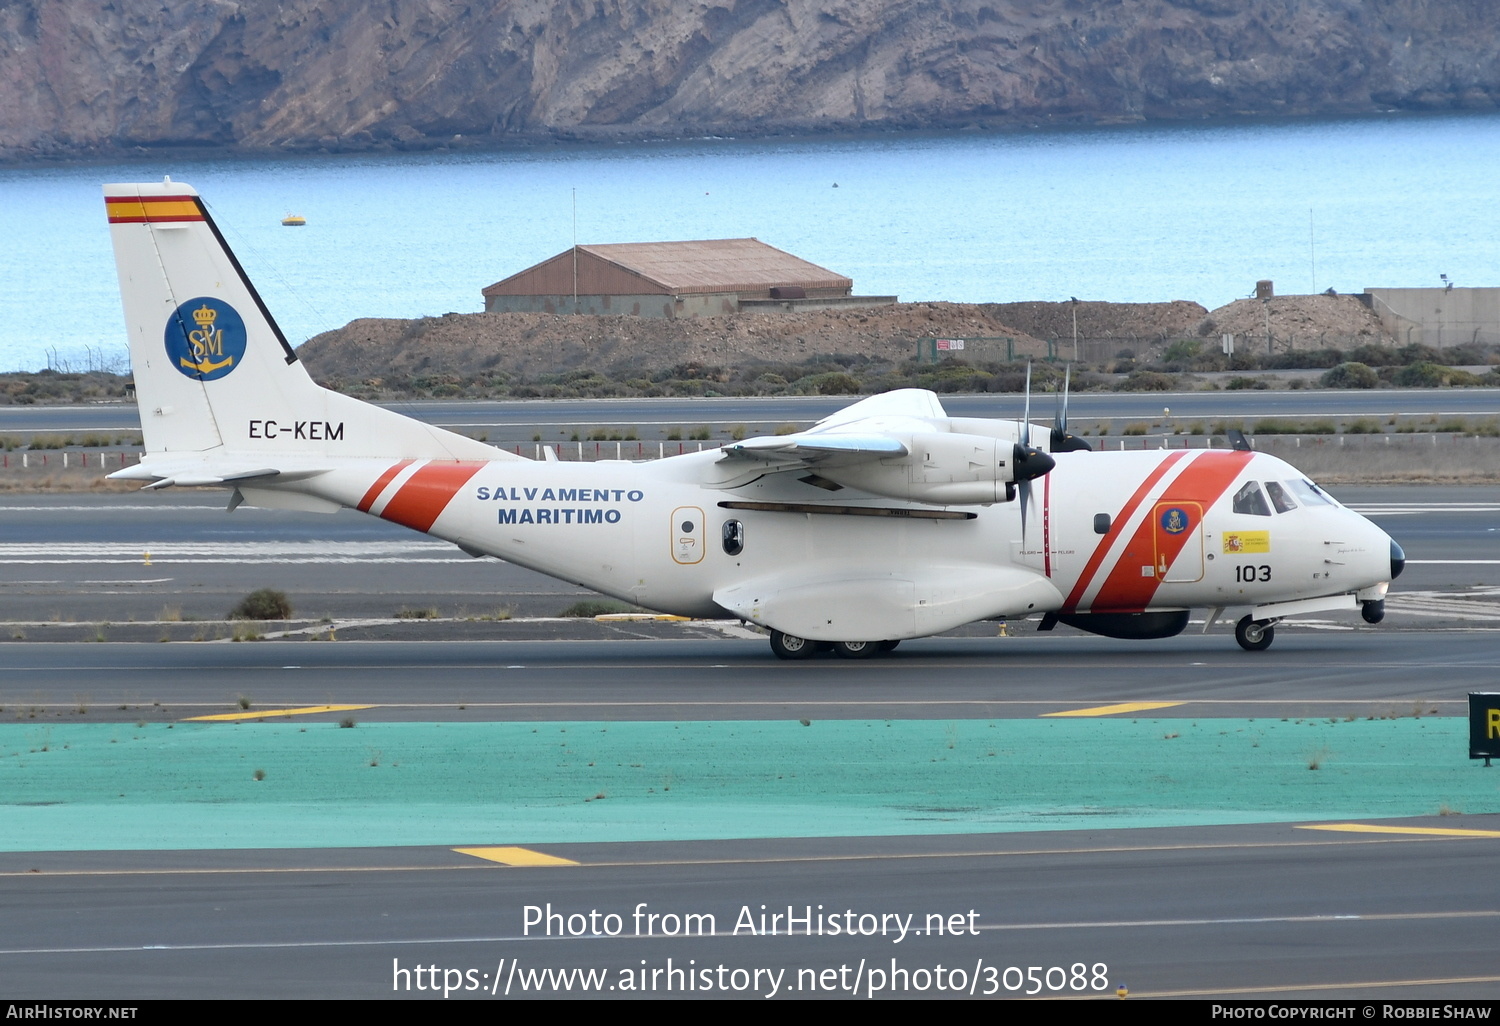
[769,630,901,660]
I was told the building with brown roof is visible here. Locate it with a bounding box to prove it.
[481,238,895,318]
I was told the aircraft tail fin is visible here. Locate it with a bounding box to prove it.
[104,179,508,463]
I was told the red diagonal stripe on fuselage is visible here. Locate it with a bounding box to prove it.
[379,461,486,532]
[357,459,417,510]
[1062,450,1187,611]
[356,459,415,512]
[1088,450,1254,613]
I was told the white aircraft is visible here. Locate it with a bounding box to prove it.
[103,179,1404,657]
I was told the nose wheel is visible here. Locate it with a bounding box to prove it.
[1234,615,1276,652]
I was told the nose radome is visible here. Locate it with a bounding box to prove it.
[1389,539,1406,580]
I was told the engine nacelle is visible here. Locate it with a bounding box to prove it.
[817,432,1054,505]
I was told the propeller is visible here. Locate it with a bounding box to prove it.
[1014,363,1056,542]
[1050,364,1093,453]
[1018,363,1032,534]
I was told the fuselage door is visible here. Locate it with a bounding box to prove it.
[671,506,705,565]
[1153,501,1204,583]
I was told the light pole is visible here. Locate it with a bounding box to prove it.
[1070,297,1079,362]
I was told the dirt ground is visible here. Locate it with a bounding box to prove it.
[296,296,1396,385]
[1192,294,1388,346]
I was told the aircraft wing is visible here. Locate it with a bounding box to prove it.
[715,387,1053,504]
[720,389,950,468]
[720,432,908,467]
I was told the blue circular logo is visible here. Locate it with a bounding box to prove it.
[164,297,246,381]
[1160,507,1190,535]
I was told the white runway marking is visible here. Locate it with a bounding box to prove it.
[1348,503,1500,516]
[0,541,471,564]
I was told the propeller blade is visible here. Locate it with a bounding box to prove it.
[1011,441,1055,545]
[1019,477,1030,541]
[1049,363,1093,452]
[1060,364,1070,433]
[1021,362,1032,448]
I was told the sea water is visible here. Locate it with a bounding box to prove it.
[1,111,1498,371]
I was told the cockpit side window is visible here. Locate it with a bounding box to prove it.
[1265,481,1298,514]
[1232,481,1271,516]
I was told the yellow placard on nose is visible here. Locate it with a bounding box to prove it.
[1222,531,1271,554]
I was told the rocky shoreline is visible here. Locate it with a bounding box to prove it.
[5,1,1500,162]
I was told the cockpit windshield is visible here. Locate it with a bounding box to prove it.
[1286,478,1335,507]
[1265,481,1297,514]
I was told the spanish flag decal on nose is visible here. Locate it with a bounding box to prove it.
[105,194,204,224]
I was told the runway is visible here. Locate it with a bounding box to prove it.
[4,387,1499,436]
[5,631,1500,999]
[5,824,1500,1000]
[0,484,1495,623]
[2,482,1499,999]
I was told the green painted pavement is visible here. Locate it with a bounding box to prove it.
[0,717,1493,852]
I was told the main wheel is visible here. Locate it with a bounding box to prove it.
[1234,615,1275,652]
[878,640,901,652]
[770,630,816,660]
[833,640,881,659]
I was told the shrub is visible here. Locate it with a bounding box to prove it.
[1115,370,1176,391]
[229,589,293,620]
[1321,362,1378,389]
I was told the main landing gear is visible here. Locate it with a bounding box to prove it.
[1234,615,1277,652]
[770,630,901,660]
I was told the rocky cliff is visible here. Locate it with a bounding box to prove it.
[4,0,1498,159]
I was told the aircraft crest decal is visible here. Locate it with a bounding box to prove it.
[165,298,246,380]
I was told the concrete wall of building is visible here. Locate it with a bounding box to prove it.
[484,293,677,317]
[1365,287,1500,347]
[672,293,741,318]
[739,295,899,314]
[483,291,887,318]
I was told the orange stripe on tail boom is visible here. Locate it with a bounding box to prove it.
[379,461,486,532]
[356,459,415,513]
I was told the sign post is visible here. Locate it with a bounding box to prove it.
[1468,693,1500,766]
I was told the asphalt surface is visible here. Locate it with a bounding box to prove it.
[4,821,1500,1000]
[0,485,1493,624]
[0,631,1494,722]
[2,480,1499,1000]
[5,387,1500,436]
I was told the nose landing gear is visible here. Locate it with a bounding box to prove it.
[1234,615,1277,652]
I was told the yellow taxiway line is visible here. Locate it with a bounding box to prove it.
[183,704,375,722]
[1042,701,1184,718]
[1299,823,1500,839]
[453,847,579,866]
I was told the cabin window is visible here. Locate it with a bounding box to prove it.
[722,519,745,556]
[1093,513,1111,535]
[1264,481,1298,514]
[1232,481,1271,517]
